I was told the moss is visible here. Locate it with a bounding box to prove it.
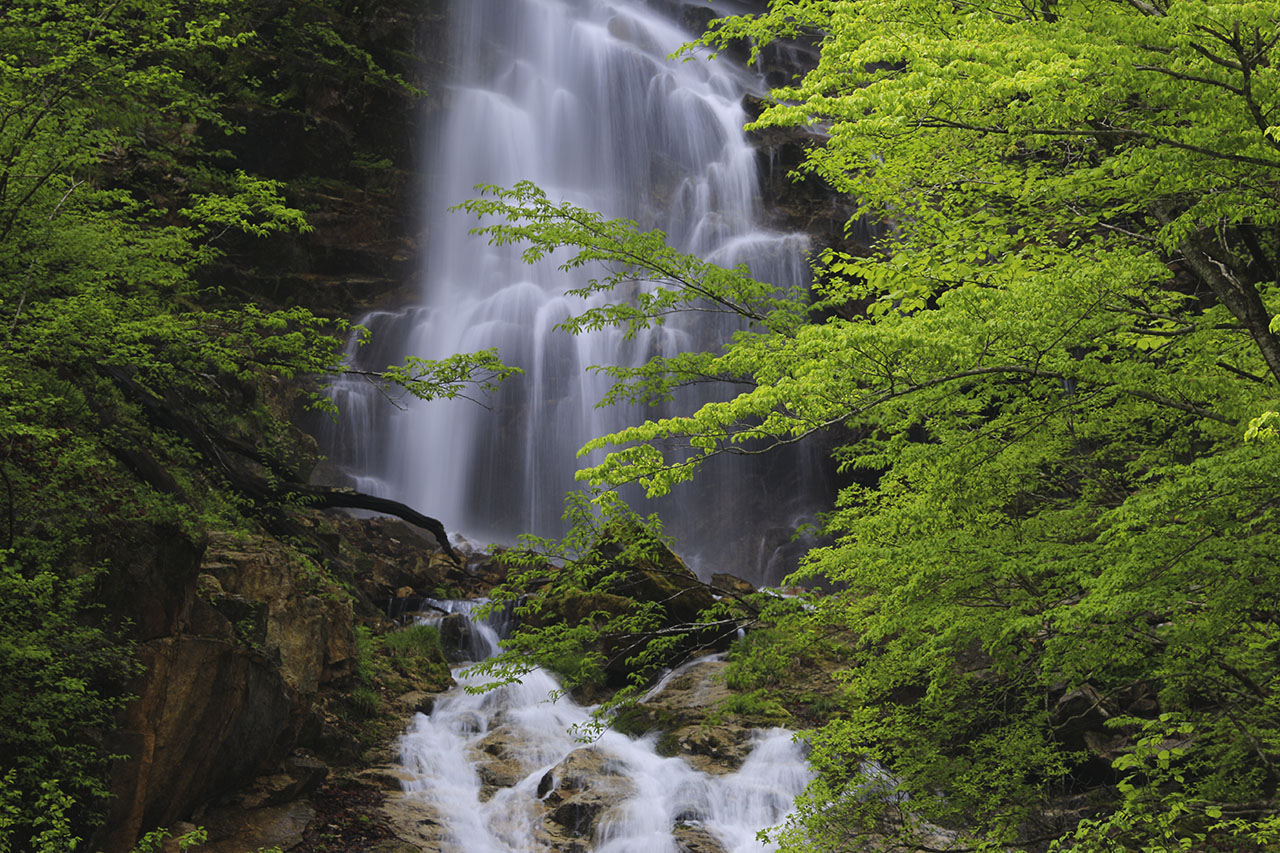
[611,705,681,739]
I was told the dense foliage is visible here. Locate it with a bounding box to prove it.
[0,1,510,847]
[464,0,1280,848]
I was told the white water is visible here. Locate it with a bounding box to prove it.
[400,603,812,852]
[319,0,830,586]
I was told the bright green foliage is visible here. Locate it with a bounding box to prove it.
[0,1,509,847]
[461,0,1280,847]
[470,490,744,740]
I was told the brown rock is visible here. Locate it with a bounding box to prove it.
[669,725,755,775]
[197,800,316,853]
[710,573,756,597]
[100,637,303,852]
[471,725,537,799]
[674,823,730,853]
[395,690,437,716]
[646,660,734,712]
[202,533,358,693]
[538,747,634,843]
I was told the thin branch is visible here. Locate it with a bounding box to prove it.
[1217,360,1270,385]
[1120,0,1165,16]
[1134,65,1243,96]
[918,117,1280,169]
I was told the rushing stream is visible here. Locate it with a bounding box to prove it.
[322,0,830,586]
[399,602,812,852]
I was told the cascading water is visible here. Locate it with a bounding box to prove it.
[322,0,829,584]
[401,603,813,851]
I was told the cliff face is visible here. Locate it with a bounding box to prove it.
[209,0,452,317]
[94,530,356,852]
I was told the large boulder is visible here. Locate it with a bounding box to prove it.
[619,659,758,775]
[537,748,635,848]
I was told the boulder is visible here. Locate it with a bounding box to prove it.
[674,823,730,853]
[470,725,538,800]
[710,572,756,597]
[538,747,635,845]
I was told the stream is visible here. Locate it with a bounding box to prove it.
[396,602,812,852]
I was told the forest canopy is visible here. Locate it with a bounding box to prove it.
[463,0,1280,849]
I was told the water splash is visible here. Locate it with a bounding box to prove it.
[398,602,812,852]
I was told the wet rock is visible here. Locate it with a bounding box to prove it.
[529,530,729,696]
[538,747,635,843]
[647,660,734,712]
[471,726,536,799]
[471,723,571,801]
[710,572,756,597]
[376,790,454,850]
[674,822,730,853]
[395,690,436,716]
[436,611,482,662]
[668,724,756,775]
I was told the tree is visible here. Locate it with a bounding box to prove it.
[459,0,1280,847]
[0,1,512,846]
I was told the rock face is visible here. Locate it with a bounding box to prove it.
[331,516,507,614]
[538,748,636,850]
[213,0,453,319]
[97,530,358,853]
[203,533,359,693]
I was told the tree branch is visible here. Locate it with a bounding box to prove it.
[99,366,460,560]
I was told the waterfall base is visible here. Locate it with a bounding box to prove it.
[389,603,812,852]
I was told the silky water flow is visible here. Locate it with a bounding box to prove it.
[321,0,830,586]
[400,602,813,852]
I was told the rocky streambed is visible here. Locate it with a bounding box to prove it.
[362,606,812,853]
[140,518,813,853]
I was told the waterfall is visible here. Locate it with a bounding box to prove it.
[322,0,829,585]
[400,602,813,851]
